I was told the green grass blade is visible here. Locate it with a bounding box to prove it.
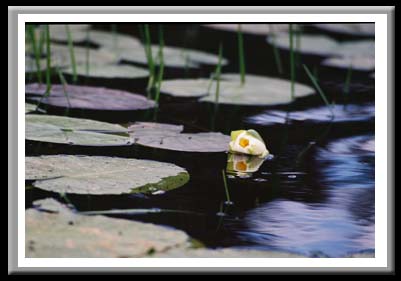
[26,25,42,84]
[154,25,164,106]
[65,25,77,83]
[222,169,231,203]
[45,25,52,94]
[303,64,334,117]
[143,24,155,92]
[85,29,90,77]
[55,66,71,109]
[214,43,223,105]
[237,24,246,85]
[289,24,295,100]
[270,25,283,75]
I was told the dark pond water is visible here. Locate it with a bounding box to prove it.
[25,24,375,258]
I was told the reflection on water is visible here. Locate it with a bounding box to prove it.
[226,153,270,178]
[225,135,375,257]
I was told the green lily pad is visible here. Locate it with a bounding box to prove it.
[26,114,132,146]
[313,23,374,36]
[50,44,118,67]
[26,155,190,195]
[267,34,374,58]
[25,103,36,114]
[107,44,228,68]
[62,63,149,79]
[161,74,315,106]
[129,122,230,152]
[203,24,289,35]
[26,198,191,257]
[202,74,315,106]
[26,83,155,111]
[321,56,375,71]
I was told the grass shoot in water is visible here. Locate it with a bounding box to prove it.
[214,43,223,105]
[154,25,165,107]
[289,24,295,100]
[65,25,77,84]
[55,66,72,110]
[35,25,52,111]
[270,25,283,75]
[343,63,353,95]
[222,169,233,205]
[85,29,90,77]
[237,24,246,85]
[303,64,334,117]
[143,24,155,92]
[27,25,42,84]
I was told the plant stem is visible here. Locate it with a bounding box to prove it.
[289,24,295,100]
[143,24,155,92]
[56,66,71,109]
[270,25,283,75]
[85,29,90,77]
[303,64,334,117]
[222,169,231,203]
[65,25,77,84]
[237,24,246,85]
[27,25,42,84]
[154,25,164,107]
[214,43,223,105]
[45,25,52,94]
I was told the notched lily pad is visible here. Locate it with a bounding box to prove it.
[161,74,315,106]
[321,56,375,71]
[313,23,375,36]
[203,24,289,35]
[26,83,155,111]
[129,122,230,153]
[107,45,228,69]
[26,198,191,257]
[200,74,315,106]
[25,155,190,195]
[62,63,149,79]
[26,114,131,146]
[267,34,374,58]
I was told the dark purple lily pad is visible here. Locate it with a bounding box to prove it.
[25,83,155,112]
[246,103,374,126]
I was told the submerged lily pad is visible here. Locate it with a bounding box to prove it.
[25,114,132,146]
[313,23,375,37]
[129,122,230,152]
[62,63,149,79]
[267,34,374,58]
[203,24,289,35]
[26,198,191,257]
[26,155,190,195]
[25,83,155,111]
[321,56,375,71]
[107,44,228,68]
[246,103,375,125]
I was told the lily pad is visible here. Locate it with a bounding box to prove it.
[87,30,142,49]
[129,122,230,153]
[43,24,91,43]
[107,44,228,68]
[200,74,315,106]
[62,63,149,79]
[161,74,315,106]
[26,198,191,257]
[321,56,375,71]
[25,155,190,195]
[267,34,374,58]
[203,24,289,35]
[313,23,374,37]
[25,103,36,114]
[25,83,155,111]
[246,103,375,125]
[25,114,132,146]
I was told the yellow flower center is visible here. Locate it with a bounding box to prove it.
[239,137,249,148]
[235,161,247,171]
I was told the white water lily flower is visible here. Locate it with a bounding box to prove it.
[229,129,269,158]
